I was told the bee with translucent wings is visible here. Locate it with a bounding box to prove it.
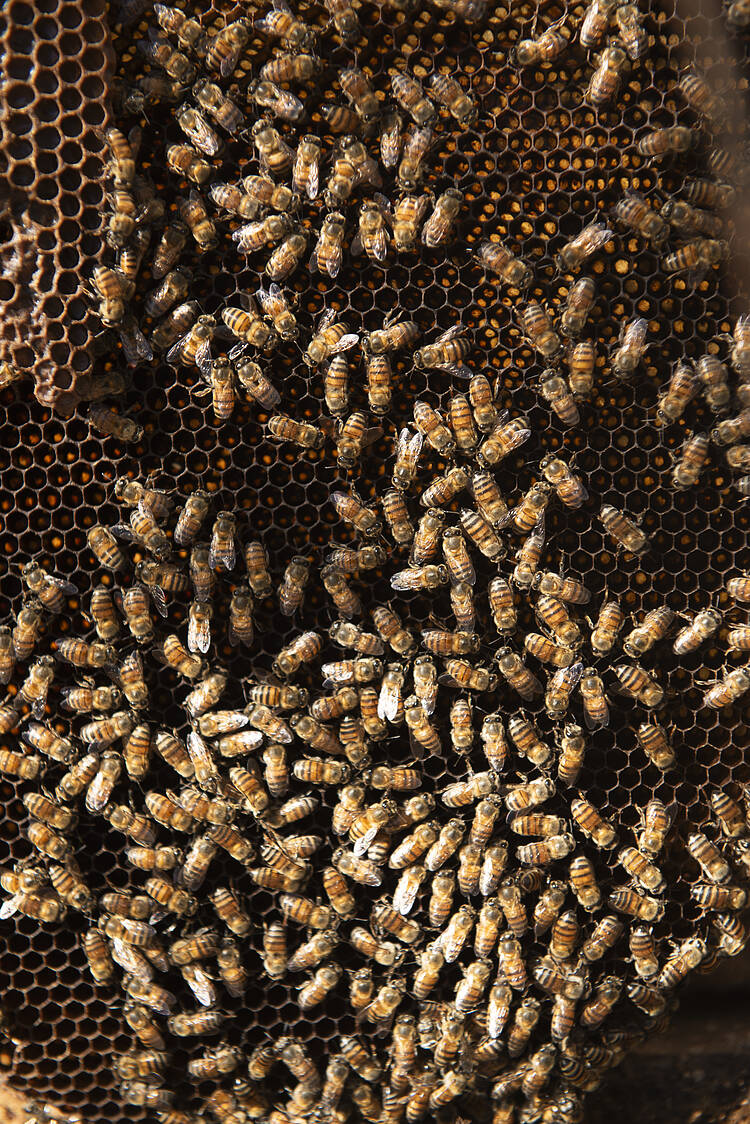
[352,200,390,263]
[195,349,236,421]
[255,284,298,341]
[414,325,472,378]
[310,212,346,279]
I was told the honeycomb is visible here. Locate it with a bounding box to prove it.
[0,0,749,1121]
[0,0,115,414]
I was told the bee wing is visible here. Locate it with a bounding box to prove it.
[353,824,381,857]
[377,676,402,722]
[370,227,389,262]
[306,158,320,200]
[406,429,424,466]
[321,662,353,686]
[0,894,19,920]
[627,317,649,349]
[362,425,385,449]
[557,661,584,692]
[317,307,338,333]
[393,872,420,915]
[330,333,360,355]
[184,964,218,1006]
[390,571,416,591]
[85,771,108,812]
[209,533,236,572]
[350,232,363,256]
[435,324,466,345]
[50,576,77,594]
[254,285,273,316]
[165,334,186,366]
[112,524,139,544]
[188,608,212,654]
[418,681,438,716]
[435,361,473,379]
[146,582,169,618]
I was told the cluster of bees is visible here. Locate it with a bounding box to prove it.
[0,468,748,1124]
[84,0,492,426]
[6,0,750,1121]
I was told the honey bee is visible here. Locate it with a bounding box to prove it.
[17,656,55,717]
[351,200,389,263]
[177,835,218,891]
[159,634,203,680]
[189,81,242,137]
[121,581,157,646]
[266,232,308,280]
[240,354,280,410]
[579,667,609,729]
[618,844,666,893]
[614,663,664,707]
[273,631,323,678]
[21,564,74,617]
[336,66,379,123]
[53,754,98,802]
[23,792,76,832]
[665,237,728,279]
[544,661,583,719]
[514,18,568,66]
[175,193,217,255]
[686,830,730,883]
[424,819,465,873]
[145,790,195,834]
[164,311,217,373]
[27,819,72,862]
[233,213,295,258]
[586,29,629,96]
[421,188,463,248]
[693,883,747,910]
[10,602,43,662]
[599,503,649,553]
[560,279,597,342]
[611,1,647,57]
[138,30,196,80]
[638,124,697,160]
[377,193,428,257]
[579,0,616,46]
[556,221,612,273]
[465,375,499,436]
[388,73,434,128]
[658,937,705,989]
[121,499,173,560]
[474,713,504,771]
[570,795,618,849]
[511,482,549,535]
[587,598,623,656]
[538,371,580,427]
[710,788,746,839]
[81,926,116,985]
[301,211,344,283]
[493,648,540,701]
[166,143,211,185]
[521,300,564,362]
[526,632,576,669]
[479,418,532,475]
[89,405,145,444]
[251,79,304,125]
[623,606,675,657]
[86,525,128,578]
[713,411,750,453]
[508,715,552,767]
[398,124,434,190]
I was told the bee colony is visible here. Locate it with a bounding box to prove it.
[1,0,750,1122]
